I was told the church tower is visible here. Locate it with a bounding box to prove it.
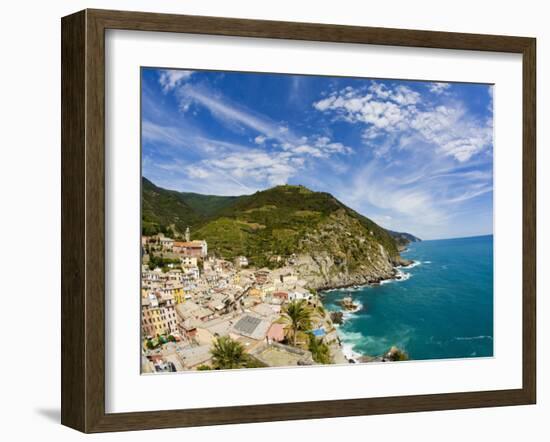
[185,226,190,242]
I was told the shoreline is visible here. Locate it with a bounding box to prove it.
[317,261,416,294]
[319,260,419,363]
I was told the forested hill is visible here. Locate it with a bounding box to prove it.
[387,230,422,250]
[142,177,415,277]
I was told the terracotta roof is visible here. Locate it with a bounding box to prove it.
[174,241,204,247]
[267,323,285,342]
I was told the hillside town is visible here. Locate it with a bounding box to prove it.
[141,228,349,373]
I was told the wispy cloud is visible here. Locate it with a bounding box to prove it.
[288,75,304,105]
[205,150,302,186]
[428,82,451,95]
[158,69,193,92]
[142,120,310,193]
[344,162,447,226]
[177,83,300,144]
[332,154,493,238]
[160,80,353,181]
[254,135,267,145]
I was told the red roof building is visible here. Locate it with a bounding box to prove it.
[267,323,285,342]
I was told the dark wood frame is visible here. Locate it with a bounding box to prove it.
[61,8,536,433]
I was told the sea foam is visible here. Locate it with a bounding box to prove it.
[381,268,411,284]
[454,335,493,341]
[339,331,365,361]
[339,300,364,322]
[398,260,421,269]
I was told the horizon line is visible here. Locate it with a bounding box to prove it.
[423,233,494,241]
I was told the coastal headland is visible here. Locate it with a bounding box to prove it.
[141,180,418,372]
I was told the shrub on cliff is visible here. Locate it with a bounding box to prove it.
[308,333,332,364]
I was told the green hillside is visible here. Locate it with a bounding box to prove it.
[178,192,238,218]
[142,178,203,236]
[141,178,411,279]
[194,184,398,267]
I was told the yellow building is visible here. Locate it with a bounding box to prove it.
[141,292,178,338]
[162,282,184,304]
[173,286,185,304]
[248,287,263,298]
[141,294,164,338]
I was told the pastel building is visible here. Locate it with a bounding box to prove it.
[234,256,249,268]
[174,240,208,258]
[180,256,198,267]
[141,291,178,338]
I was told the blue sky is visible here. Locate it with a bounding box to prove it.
[142,68,493,240]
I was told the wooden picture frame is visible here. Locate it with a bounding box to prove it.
[61,8,536,433]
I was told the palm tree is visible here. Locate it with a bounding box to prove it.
[210,336,246,369]
[308,333,332,364]
[283,299,312,346]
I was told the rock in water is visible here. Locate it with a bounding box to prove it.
[384,346,409,361]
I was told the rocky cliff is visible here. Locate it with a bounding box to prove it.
[142,178,414,286]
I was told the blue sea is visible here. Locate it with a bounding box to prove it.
[322,235,494,361]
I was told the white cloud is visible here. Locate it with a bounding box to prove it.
[314,88,414,131]
[142,117,351,192]
[293,145,324,157]
[254,135,267,144]
[313,136,352,155]
[143,116,315,189]
[158,70,193,92]
[185,167,211,179]
[313,84,493,163]
[428,82,451,95]
[410,105,493,162]
[203,150,300,186]
[276,135,352,159]
[369,82,421,105]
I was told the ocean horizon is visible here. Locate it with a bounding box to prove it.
[322,234,494,361]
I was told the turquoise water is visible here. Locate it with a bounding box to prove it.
[322,235,494,361]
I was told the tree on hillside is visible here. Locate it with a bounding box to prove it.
[210,336,246,370]
[283,299,312,347]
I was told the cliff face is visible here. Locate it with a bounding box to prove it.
[387,229,422,251]
[292,209,403,290]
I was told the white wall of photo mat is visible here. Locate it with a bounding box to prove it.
[1,0,548,441]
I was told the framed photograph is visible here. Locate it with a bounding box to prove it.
[61,9,536,433]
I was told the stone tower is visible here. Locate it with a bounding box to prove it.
[185,226,190,242]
